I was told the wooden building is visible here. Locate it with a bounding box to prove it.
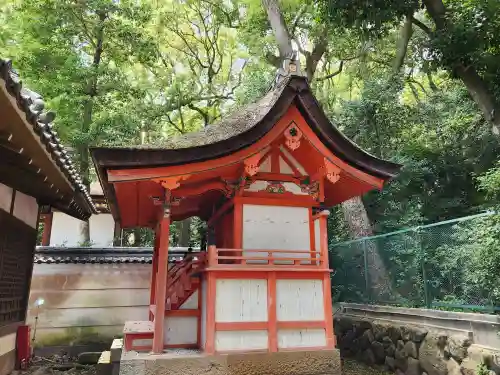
[0,58,95,375]
[92,60,401,374]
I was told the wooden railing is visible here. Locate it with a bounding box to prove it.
[207,246,327,267]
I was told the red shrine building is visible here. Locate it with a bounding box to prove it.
[92,62,400,374]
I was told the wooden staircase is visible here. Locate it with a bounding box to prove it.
[165,253,205,311]
[124,253,206,352]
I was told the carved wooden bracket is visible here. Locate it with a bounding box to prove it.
[244,153,261,176]
[284,123,303,151]
[320,158,341,184]
[153,175,191,191]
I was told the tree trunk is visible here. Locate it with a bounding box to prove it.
[423,0,500,134]
[261,0,293,58]
[341,197,393,300]
[78,11,106,244]
[179,218,191,247]
[393,16,413,74]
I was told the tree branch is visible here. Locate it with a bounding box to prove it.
[411,16,432,35]
[316,61,344,81]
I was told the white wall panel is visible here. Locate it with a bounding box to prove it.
[89,213,115,247]
[279,146,307,175]
[242,205,310,264]
[215,330,268,351]
[0,183,12,212]
[277,329,326,349]
[51,212,115,247]
[215,279,267,322]
[0,333,16,356]
[50,212,82,246]
[164,316,197,345]
[276,279,324,321]
[180,290,198,309]
[13,190,38,228]
[259,155,271,172]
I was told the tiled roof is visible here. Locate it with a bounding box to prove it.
[34,247,200,264]
[0,58,96,219]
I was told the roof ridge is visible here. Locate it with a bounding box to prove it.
[0,58,96,218]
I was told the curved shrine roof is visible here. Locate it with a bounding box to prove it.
[92,76,401,180]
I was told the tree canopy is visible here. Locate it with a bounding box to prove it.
[1,0,500,247]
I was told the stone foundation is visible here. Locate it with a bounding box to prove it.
[120,349,341,375]
[335,315,500,375]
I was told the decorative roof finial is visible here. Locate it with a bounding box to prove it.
[272,50,302,88]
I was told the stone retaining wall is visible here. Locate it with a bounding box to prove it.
[334,315,500,375]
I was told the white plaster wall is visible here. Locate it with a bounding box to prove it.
[164,316,197,345]
[259,155,271,172]
[277,329,326,349]
[201,278,207,349]
[50,212,81,246]
[89,213,114,247]
[279,146,307,175]
[0,333,16,356]
[27,263,151,344]
[276,279,324,321]
[180,290,198,309]
[13,190,38,228]
[215,330,268,351]
[0,182,12,212]
[215,279,267,322]
[242,205,310,264]
[51,212,115,247]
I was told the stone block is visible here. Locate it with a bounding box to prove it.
[385,356,395,371]
[395,356,408,372]
[397,340,405,352]
[411,327,428,343]
[361,349,375,366]
[406,357,420,375]
[387,326,402,343]
[78,352,102,365]
[371,341,386,363]
[401,326,412,342]
[359,329,375,350]
[111,339,123,363]
[386,344,396,357]
[419,334,447,375]
[119,348,342,375]
[97,351,112,375]
[404,341,419,359]
[372,323,388,341]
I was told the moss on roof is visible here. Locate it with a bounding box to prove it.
[137,77,290,150]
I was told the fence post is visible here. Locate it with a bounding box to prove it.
[362,240,370,303]
[418,227,431,309]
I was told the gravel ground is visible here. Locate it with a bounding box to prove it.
[342,359,391,375]
[13,356,96,375]
[13,356,386,375]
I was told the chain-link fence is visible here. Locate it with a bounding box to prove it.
[330,211,500,312]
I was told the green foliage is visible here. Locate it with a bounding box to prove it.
[320,0,419,37]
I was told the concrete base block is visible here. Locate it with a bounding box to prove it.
[97,351,112,375]
[119,348,341,375]
[111,339,123,363]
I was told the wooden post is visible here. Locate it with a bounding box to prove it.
[152,206,170,353]
[267,271,277,352]
[41,213,53,246]
[318,210,330,268]
[149,231,160,321]
[318,209,335,348]
[204,271,216,354]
